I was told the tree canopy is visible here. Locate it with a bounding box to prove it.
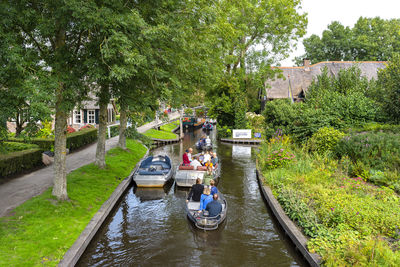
[296,17,400,65]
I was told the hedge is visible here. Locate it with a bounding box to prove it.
[0,148,43,178]
[66,128,98,151]
[6,128,98,152]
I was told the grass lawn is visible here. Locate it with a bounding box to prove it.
[144,121,179,140]
[160,120,179,132]
[0,139,147,266]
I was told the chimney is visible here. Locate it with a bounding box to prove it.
[303,59,310,71]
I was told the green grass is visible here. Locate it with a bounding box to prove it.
[0,139,147,266]
[160,120,179,132]
[144,121,179,140]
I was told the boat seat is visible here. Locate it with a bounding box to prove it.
[196,166,207,171]
[179,165,194,170]
[188,201,200,211]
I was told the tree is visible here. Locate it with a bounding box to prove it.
[377,54,400,123]
[208,0,307,123]
[296,17,400,65]
[0,20,52,137]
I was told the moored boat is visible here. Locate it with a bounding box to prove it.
[174,162,220,187]
[186,192,227,230]
[132,155,173,187]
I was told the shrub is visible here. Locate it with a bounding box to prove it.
[216,125,231,139]
[0,148,43,178]
[66,126,76,134]
[36,120,54,139]
[308,127,345,154]
[108,125,120,139]
[79,124,95,131]
[66,128,98,151]
[0,142,39,154]
[184,108,193,115]
[335,132,400,172]
[262,99,299,138]
[262,147,295,170]
[268,129,291,146]
[125,127,153,148]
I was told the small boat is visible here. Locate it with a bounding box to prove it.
[195,138,212,151]
[202,122,213,131]
[186,192,227,230]
[132,155,173,187]
[174,162,220,187]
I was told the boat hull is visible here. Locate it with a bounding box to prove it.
[175,164,220,187]
[186,192,227,231]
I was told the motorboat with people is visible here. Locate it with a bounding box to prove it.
[175,161,220,187]
[132,154,173,187]
[186,191,227,230]
[195,136,212,151]
[202,121,213,131]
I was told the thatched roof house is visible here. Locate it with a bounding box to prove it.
[265,60,387,101]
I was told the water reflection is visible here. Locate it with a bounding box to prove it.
[77,128,307,267]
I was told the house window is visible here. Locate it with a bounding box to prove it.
[88,110,95,124]
[74,110,81,124]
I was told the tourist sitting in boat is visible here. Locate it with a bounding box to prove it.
[182,149,191,165]
[190,156,202,169]
[205,194,222,219]
[211,152,218,166]
[203,166,213,186]
[205,135,211,146]
[188,148,193,162]
[186,178,204,202]
[203,151,211,163]
[205,160,213,169]
[210,179,218,195]
[199,187,213,211]
[199,152,205,164]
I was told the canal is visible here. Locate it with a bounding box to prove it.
[77,129,307,266]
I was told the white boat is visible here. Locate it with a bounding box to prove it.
[132,155,173,187]
[174,163,220,187]
[186,192,227,230]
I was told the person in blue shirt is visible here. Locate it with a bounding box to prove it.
[210,179,218,195]
[205,194,222,219]
[199,187,213,211]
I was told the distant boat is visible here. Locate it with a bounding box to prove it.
[195,138,212,151]
[202,122,213,131]
[132,155,173,187]
[186,192,227,230]
[174,162,220,187]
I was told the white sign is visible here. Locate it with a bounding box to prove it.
[232,129,252,139]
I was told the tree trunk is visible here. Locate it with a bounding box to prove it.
[15,112,23,137]
[52,99,68,201]
[118,108,127,149]
[95,86,109,168]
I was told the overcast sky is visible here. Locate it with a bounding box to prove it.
[280,0,400,66]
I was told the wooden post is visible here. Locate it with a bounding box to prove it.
[179,107,184,139]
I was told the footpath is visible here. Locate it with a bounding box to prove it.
[0,112,180,217]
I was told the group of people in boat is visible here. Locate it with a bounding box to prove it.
[186,178,222,218]
[182,147,218,169]
[199,135,212,146]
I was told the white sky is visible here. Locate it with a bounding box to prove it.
[280,0,400,66]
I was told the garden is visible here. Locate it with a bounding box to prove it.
[257,63,400,266]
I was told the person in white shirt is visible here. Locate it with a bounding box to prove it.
[205,136,211,146]
[190,156,202,169]
[203,151,211,163]
[188,147,193,162]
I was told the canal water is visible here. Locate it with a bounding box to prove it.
[77,129,307,266]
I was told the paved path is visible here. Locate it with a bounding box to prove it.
[0,112,180,217]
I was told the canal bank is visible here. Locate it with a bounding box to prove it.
[77,129,308,266]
